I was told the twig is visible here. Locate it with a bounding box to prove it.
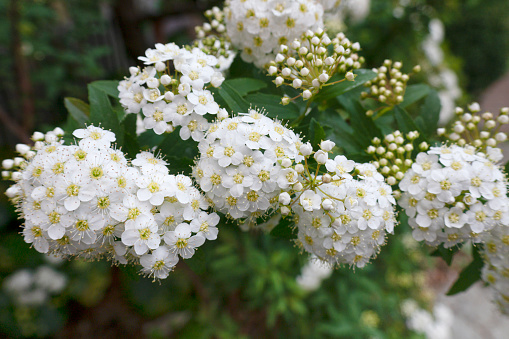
[0,104,31,144]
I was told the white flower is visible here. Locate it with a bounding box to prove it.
[164,223,205,259]
[140,246,179,279]
[121,215,160,255]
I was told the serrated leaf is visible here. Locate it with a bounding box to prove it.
[138,130,165,149]
[223,78,267,96]
[269,218,296,239]
[309,118,326,148]
[245,93,300,119]
[400,84,430,108]
[447,245,484,295]
[218,82,250,113]
[314,69,377,102]
[120,114,139,159]
[64,97,90,126]
[415,90,441,137]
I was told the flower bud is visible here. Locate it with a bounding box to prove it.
[160,74,172,86]
[322,199,333,211]
[146,77,159,89]
[387,177,396,185]
[302,90,312,100]
[480,131,490,139]
[287,57,296,66]
[6,185,21,198]
[300,68,310,76]
[295,163,305,173]
[292,79,302,89]
[26,151,36,159]
[279,192,291,205]
[485,120,496,129]
[281,206,290,215]
[281,96,291,105]
[495,132,507,142]
[282,68,291,77]
[11,172,22,181]
[268,66,278,75]
[312,79,320,88]
[319,73,329,83]
[486,138,496,147]
[300,143,313,156]
[2,159,14,169]
[293,182,303,191]
[314,150,328,164]
[497,115,509,124]
[320,140,335,152]
[291,40,301,49]
[275,53,285,63]
[129,66,139,76]
[275,77,284,86]
[32,131,45,141]
[468,102,480,112]
[322,173,332,183]
[345,72,355,81]
[2,171,9,179]
[155,61,166,72]
[15,144,30,155]
[367,146,376,154]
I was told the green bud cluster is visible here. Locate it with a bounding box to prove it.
[267,29,363,104]
[366,130,427,188]
[438,103,509,152]
[362,60,420,114]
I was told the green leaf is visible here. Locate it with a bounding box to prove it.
[64,97,90,126]
[309,118,326,148]
[120,114,139,159]
[88,80,120,98]
[314,69,377,102]
[88,82,123,145]
[399,84,431,108]
[223,78,267,96]
[337,96,382,147]
[138,131,165,150]
[447,245,484,295]
[393,106,422,135]
[415,90,441,137]
[245,93,300,119]
[218,82,250,113]
[269,218,296,239]
[157,131,198,175]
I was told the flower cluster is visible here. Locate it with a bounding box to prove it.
[362,60,419,111]
[399,145,509,247]
[193,110,303,225]
[317,0,343,12]
[118,43,226,141]
[367,130,428,186]
[276,140,396,268]
[193,6,236,72]
[481,225,509,314]
[224,0,324,68]
[438,103,509,154]
[268,30,362,103]
[5,126,218,280]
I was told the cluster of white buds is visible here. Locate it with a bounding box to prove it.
[438,103,509,155]
[367,130,428,187]
[399,145,509,248]
[277,140,396,268]
[481,225,509,314]
[118,43,227,141]
[193,109,303,226]
[224,0,324,68]
[5,125,218,280]
[1,128,64,182]
[363,60,420,113]
[193,6,236,72]
[268,30,362,104]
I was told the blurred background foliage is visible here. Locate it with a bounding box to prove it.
[0,0,508,337]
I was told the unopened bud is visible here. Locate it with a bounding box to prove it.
[322,173,332,183]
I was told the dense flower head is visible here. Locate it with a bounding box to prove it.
[224,0,324,68]
[118,43,226,141]
[5,126,218,280]
[481,225,509,314]
[399,145,509,247]
[290,162,396,268]
[193,110,303,224]
[268,29,362,103]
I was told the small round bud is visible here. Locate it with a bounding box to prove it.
[11,172,22,181]
[281,96,291,105]
[275,77,284,86]
[160,74,171,86]
[404,159,413,167]
[322,173,332,183]
[485,120,496,129]
[372,137,381,145]
[281,206,290,215]
[281,158,292,168]
[164,91,175,101]
[32,131,45,141]
[146,77,159,89]
[366,110,374,117]
[318,73,329,83]
[314,150,328,164]
[322,199,333,211]
[413,65,421,73]
[473,139,483,147]
[468,102,481,112]
[282,68,291,77]
[376,147,385,155]
[268,66,278,75]
[287,57,296,66]
[379,158,388,166]
[292,79,302,89]
[419,142,429,151]
[482,112,493,120]
[437,128,446,136]
[320,140,335,152]
[279,192,291,205]
[53,127,64,137]
[129,66,139,76]
[486,138,496,147]
[1,171,9,179]
[387,177,397,185]
[345,72,355,81]
[497,115,509,124]
[367,146,376,154]
[217,108,228,120]
[300,68,310,76]
[155,61,166,72]
[275,53,285,63]
[300,143,313,156]
[295,164,305,173]
[2,159,14,169]
[293,182,303,192]
[381,166,390,175]
[480,131,490,139]
[302,90,312,100]
[15,144,30,155]
[404,144,413,152]
[495,132,507,142]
